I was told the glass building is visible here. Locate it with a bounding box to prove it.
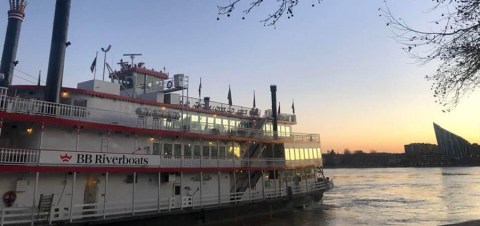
[433,123,471,160]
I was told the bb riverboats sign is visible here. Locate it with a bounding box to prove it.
[39,150,159,167]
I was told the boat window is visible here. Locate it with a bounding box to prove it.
[219,146,226,158]
[202,146,209,157]
[207,117,214,129]
[163,143,172,156]
[60,97,72,105]
[144,146,150,154]
[153,143,161,155]
[295,148,300,160]
[222,118,229,131]
[73,99,87,107]
[191,114,199,122]
[174,185,181,196]
[193,145,201,157]
[285,148,291,160]
[317,148,322,159]
[229,120,236,129]
[184,144,192,157]
[200,116,207,130]
[190,115,199,131]
[211,146,218,157]
[174,144,182,157]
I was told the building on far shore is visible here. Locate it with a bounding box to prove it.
[433,123,472,160]
[404,143,447,166]
[403,123,480,166]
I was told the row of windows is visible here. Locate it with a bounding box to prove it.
[263,123,292,137]
[150,143,241,158]
[285,148,322,160]
[146,143,319,160]
[148,113,293,137]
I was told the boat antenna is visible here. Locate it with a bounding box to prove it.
[123,53,142,67]
[101,44,111,81]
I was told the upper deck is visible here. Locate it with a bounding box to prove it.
[3,86,318,143]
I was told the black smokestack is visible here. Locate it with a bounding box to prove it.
[45,0,71,103]
[0,0,27,87]
[270,85,278,139]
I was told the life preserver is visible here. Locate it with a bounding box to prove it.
[3,191,16,207]
[166,81,173,89]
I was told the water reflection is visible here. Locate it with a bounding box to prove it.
[220,167,480,226]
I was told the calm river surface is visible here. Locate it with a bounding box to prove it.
[230,167,480,226]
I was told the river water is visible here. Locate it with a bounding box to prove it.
[233,167,480,226]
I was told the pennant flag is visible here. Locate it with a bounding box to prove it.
[292,100,295,114]
[198,78,202,98]
[227,85,232,106]
[90,55,97,73]
[253,90,256,108]
[278,102,281,114]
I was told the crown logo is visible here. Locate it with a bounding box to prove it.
[60,153,72,163]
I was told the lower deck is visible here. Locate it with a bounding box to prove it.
[0,169,328,226]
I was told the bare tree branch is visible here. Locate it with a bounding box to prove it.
[381,0,480,111]
[217,0,323,26]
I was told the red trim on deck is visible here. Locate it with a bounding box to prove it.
[0,165,289,173]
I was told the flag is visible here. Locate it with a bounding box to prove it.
[292,100,295,114]
[90,55,97,73]
[198,78,202,98]
[253,90,256,108]
[227,85,232,106]
[278,102,281,114]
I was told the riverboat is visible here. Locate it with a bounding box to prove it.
[0,0,331,225]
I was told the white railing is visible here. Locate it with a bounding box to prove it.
[0,87,319,143]
[0,149,39,164]
[0,148,324,169]
[181,96,261,117]
[0,179,328,226]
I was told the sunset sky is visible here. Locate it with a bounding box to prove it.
[1,0,479,153]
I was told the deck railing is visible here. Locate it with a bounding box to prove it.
[0,148,322,169]
[0,87,319,142]
[0,149,39,164]
[0,180,330,226]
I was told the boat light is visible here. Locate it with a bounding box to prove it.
[26,128,33,134]
[61,92,69,97]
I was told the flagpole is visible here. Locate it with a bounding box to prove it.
[93,51,98,80]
